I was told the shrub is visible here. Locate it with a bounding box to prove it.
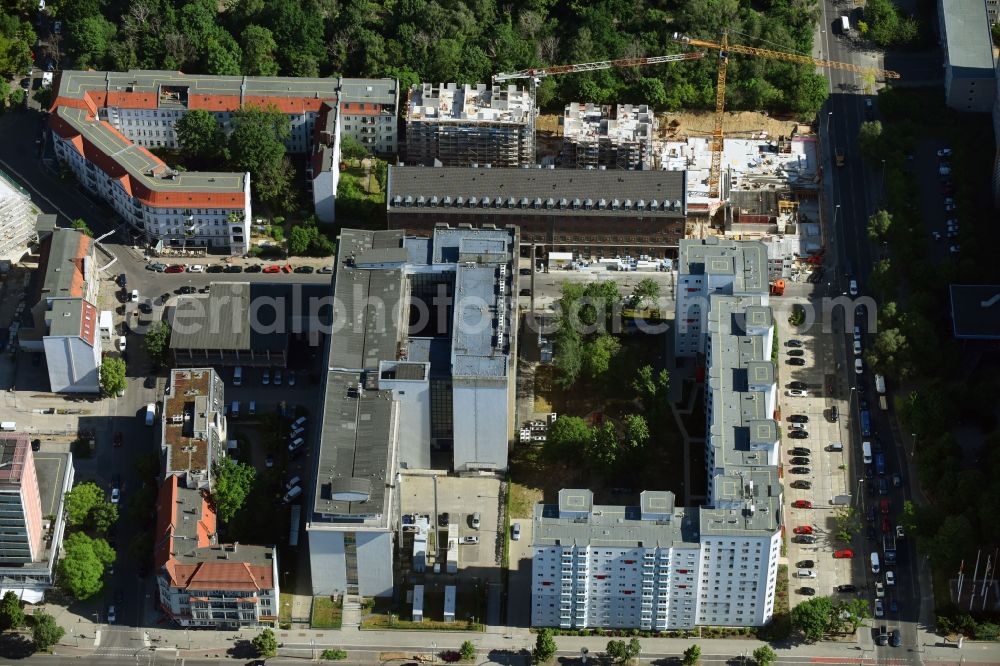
[321,648,347,660]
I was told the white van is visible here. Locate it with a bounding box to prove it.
[0,422,16,432]
[233,366,243,387]
[145,403,156,426]
[871,552,881,573]
[283,486,303,503]
[827,442,844,452]
[862,441,873,464]
[875,374,886,395]
[840,15,850,33]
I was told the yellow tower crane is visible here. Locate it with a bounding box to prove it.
[671,32,901,200]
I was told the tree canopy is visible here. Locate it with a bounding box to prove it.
[227,104,293,209]
[791,596,836,641]
[58,533,115,600]
[64,482,107,527]
[0,590,25,631]
[211,456,256,523]
[100,357,127,397]
[31,611,64,651]
[532,628,556,664]
[143,322,172,368]
[251,627,278,658]
[606,638,641,665]
[176,109,224,165]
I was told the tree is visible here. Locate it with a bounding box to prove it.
[288,223,335,257]
[176,109,224,164]
[66,15,116,68]
[632,365,670,413]
[64,482,104,527]
[89,502,119,534]
[857,120,883,163]
[583,334,621,379]
[632,277,660,306]
[143,322,172,368]
[867,210,892,242]
[587,420,620,469]
[99,357,127,397]
[30,611,64,651]
[204,32,243,77]
[791,596,835,641]
[532,628,557,664]
[868,259,897,298]
[227,104,292,208]
[70,219,92,236]
[552,327,582,389]
[606,638,641,665]
[0,590,25,631]
[545,415,592,461]
[211,456,256,523]
[58,533,113,600]
[837,597,871,633]
[753,646,776,666]
[622,414,650,450]
[460,640,476,661]
[240,24,279,76]
[682,644,701,666]
[252,627,278,658]
[340,135,369,161]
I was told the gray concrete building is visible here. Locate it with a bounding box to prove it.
[938,0,996,112]
[309,226,517,597]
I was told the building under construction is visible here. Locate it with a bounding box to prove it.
[561,103,657,170]
[0,169,36,262]
[404,83,534,167]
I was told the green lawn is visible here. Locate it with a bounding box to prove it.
[311,596,342,629]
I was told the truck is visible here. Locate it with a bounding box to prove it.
[875,452,886,476]
[883,535,897,564]
[860,410,872,438]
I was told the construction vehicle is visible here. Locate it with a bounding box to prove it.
[671,31,900,199]
[770,279,785,296]
[493,53,704,162]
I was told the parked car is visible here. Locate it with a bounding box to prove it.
[790,456,810,465]
[875,581,885,598]
[318,266,334,274]
[786,339,803,348]
[787,349,804,357]
[264,265,282,273]
[187,264,204,273]
[950,244,961,254]
[165,264,185,273]
[438,512,450,527]
[790,467,810,474]
[896,525,905,539]
[288,370,296,386]
[792,500,812,509]
[224,265,243,273]
[937,148,952,157]
[797,560,815,568]
[147,262,167,272]
[834,549,854,559]
[262,369,270,385]
[944,203,957,212]
[788,381,808,390]
[790,480,812,490]
[795,535,817,544]
[849,279,859,296]
[460,536,479,545]
[787,358,806,366]
[793,526,813,535]
[789,446,810,455]
[886,570,896,586]
[789,431,809,440]
[245,264,263,273]
[107,605,116,623]
[882,517,892,534]
[836,584,857,593]
[294,265,315,274]
[511,522,521,540]
[206,265,224,273]
[788,415,809,424]
[855,358,864,374]
[798,587,816,595]
[875,599,885,618]
[890,629,901,647]
[786,389,808,397]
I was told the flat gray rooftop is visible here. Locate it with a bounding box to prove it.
[940,0,996,71]
[701,467,782,536]
[950,284,1000,339]
[533,498,701,549]
[388,167,687,218]
[452,265,507,378]
[678,238,768,294]
[312,370,394,520]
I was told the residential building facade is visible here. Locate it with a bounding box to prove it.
[0,434,74,601]
[532,239,782,631]
[404,83,534,167]
[18,228,102,393]
[155,476,279,628]
[0,169,37,262]
[50,71,398,250]
[161,368,226,490]
[386,166,687,258]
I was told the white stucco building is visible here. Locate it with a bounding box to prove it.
[532,239,782,631]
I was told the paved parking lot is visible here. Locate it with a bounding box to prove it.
[777,310,861,607]
[400,475,503,575]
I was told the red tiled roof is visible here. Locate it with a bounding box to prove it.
[188,94,241,112]
[245,96,325,114]
[79,300,97,346]
[341,102,383,116]
[153,476,179,569]
[171,561,274,591]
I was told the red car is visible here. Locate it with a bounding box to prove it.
[263,265,282,274]
[793,526,813,535]
[281,263,293,273]
[165,264,185,274]
[792,500,812,509]
[833,549,854,559]
[113,431,123,448]
[882,517,892,534]
[880,498,890,515]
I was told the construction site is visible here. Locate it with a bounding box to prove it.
[560,103,657,170]
[403,82,535,167]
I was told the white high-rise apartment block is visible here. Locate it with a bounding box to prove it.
[532,239,782,631]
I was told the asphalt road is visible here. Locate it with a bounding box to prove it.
[817,1,934,659]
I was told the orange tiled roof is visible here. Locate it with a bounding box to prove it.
[171,561,274,591]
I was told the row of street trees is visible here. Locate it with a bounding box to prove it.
[532,629,776,665]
